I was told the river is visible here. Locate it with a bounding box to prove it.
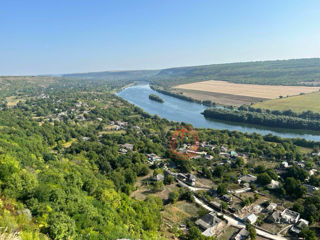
[117,84,320,141]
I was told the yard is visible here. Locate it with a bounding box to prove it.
[162,200,201,226]
[217,225,239,240]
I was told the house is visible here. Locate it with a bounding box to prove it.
[123,143,134,151]
[153,174,164,181]
[187,174,197,186]
[309,169,318,176]
[209,201,221,209]
[146,153,161,163]
[221,146,228,153]
[119,148,128,154]
[115,120,128,127]
[304,184,319,195]
[200,142,215,150]
[244,213,258,224]
[268,211,281,223]
[177,173,187,181]
[281,209,300,224]
[233,228,249,240]
[233,186,251,194]
[186,150,207,155]
[253,205,263,214]
[221,194,232,203]
[290,219,309,234]
[195,212,223,236]
[281,161,289,168]
[230,151,238,158]
[239,174,257,183]
[267,180,280,189]
[266,203,277,212]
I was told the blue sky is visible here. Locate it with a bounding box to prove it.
[1,0,320,75]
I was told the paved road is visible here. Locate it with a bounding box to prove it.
[177,179,210,191]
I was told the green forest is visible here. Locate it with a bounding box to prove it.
[203,107,320,131]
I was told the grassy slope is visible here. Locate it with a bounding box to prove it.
[253,91,320,113]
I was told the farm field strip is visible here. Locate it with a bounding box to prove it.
[174,80,320,99]
[172,88,266,106]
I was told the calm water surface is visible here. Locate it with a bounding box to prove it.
[117,84,320,142]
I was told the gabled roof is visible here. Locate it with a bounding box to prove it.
[245,213,258,224]
[195,212,222,230]
[266,203,277,211]
[233,228,249,240]
[239,174,257,183]
[297,219,309,228]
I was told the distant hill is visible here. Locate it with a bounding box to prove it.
[151,58,320,87]
[63,58,320,87]
[63,70,159,82]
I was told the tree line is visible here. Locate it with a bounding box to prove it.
[203,108,320,131]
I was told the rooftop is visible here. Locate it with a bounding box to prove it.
[239,174,257,183]
[195,212,222,230]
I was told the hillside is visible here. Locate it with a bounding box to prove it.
[61,58,320,87]
[0,77,167,239]
[151,58,320,87]
[64,70,159,81]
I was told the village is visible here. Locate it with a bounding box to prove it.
[29,95,320,240]
[78,113,320,240]
[128,138,320,240]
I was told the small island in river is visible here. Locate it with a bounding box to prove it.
[149,94,164,103]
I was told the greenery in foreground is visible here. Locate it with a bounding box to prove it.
[0,77,167,239]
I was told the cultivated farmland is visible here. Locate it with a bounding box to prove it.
[173,80,320,106]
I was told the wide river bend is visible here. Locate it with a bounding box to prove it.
[117,84,320,142]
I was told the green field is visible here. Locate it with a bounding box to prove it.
[253,91,320,113]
